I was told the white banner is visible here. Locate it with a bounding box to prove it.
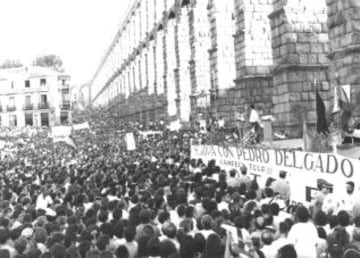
[125,133,136,151]
[191,145,360,204]
[51,126,72,142]
[169,120,181,132]
[0,140,6,149]
[73,122,90,131]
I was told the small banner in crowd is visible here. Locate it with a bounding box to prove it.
[169,120,181,132]
[191,144,360,204]
[125,132,136,151]
[51,126,77,149]
[73,122,91,131]
[51,126,72,139]
[0,140,6,150]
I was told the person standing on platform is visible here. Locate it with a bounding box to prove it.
[249,104,261,143]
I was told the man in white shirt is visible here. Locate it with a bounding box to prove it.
[287,206,319,258]
[36,187,53,211]
[248,104,261,142]
[339,181,359,214]
[200,215,217,239]
[218,117,225,130]
[272,222,291,251]
[260,231,278,258]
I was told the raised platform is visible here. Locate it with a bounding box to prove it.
[263,138,360,159]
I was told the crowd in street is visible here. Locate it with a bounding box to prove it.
[0,108,359,258]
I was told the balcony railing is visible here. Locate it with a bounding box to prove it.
[59,84,70,90]
[23,104,34,110]
[60,101,71,109]
[38,103,50,109]
[7,106,16,112]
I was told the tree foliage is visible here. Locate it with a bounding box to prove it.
[0,59,23,69]
[35,54,64,72]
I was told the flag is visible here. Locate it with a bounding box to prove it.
[64,136,77,149]
[53,135,77,149]
[333,85,352,130]
[316,88,329,134]
[332,86,340,114]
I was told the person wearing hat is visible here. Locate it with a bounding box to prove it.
[311,178,332,215]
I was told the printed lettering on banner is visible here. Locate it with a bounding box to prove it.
[191,145,360,204]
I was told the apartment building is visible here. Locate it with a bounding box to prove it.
[0,66,72,127]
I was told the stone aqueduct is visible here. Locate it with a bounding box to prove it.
[89,0,360,135]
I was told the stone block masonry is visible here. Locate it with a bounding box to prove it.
[326,0,360,118]
[88,0,358,133]
[228,0,274,123]
[207,0,237,122]
[269,0,330,136]
[188,0,212,118]
[176,6,192,122]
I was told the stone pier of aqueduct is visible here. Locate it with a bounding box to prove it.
[89,0,360,136]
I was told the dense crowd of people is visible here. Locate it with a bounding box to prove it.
[0,108,359,258]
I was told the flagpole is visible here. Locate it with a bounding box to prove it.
[333,74,340,154]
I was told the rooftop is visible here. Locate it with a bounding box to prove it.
[0,66,69,81]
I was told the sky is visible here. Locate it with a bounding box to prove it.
[0,0,132,85]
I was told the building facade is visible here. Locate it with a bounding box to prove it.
[0,66,72,127]
[89,0,360,136]
[71,83,92,110]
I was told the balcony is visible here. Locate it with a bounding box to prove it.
[59,84,70,90]
[60,101,71,109]
[7,106,16,112]
[38,103,50,109]
[23,104,34,110]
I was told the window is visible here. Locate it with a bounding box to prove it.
[40,78,46,86]
[40,112,49,127]
[25,80,30,88]
[62,93,70,102]
[11,82,14,89]
[25,95,32,110]
[40,94,47,104]
[9,115,17,127]
[25,95,31,105]
[40,94,48,108]
[9,97,15,108]
[25,113,33,126]
[62,79,66,85]
[60,111,69,125]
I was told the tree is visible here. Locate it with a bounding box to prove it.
[0,59,23,69]
[34,54,64,72]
